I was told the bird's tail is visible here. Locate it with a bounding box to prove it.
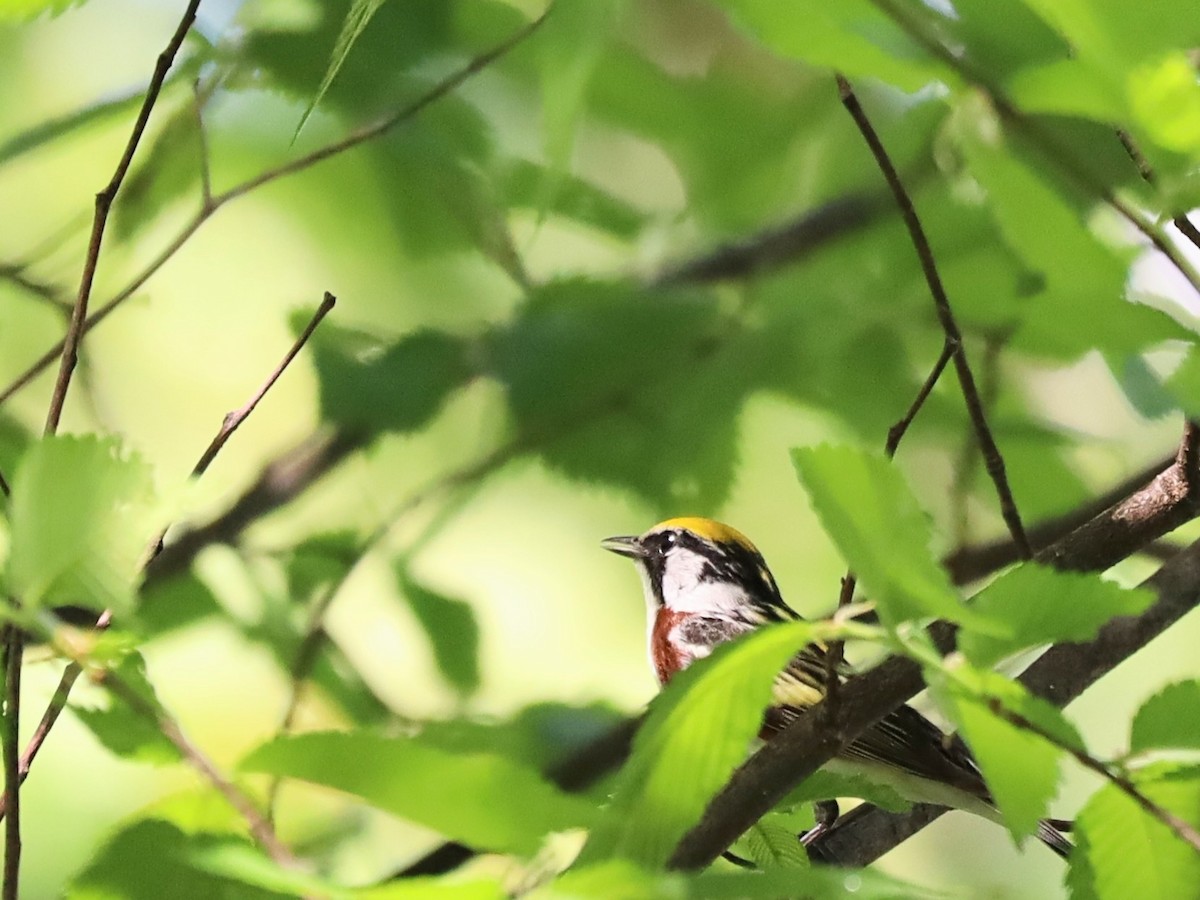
[1036,818,1073,858]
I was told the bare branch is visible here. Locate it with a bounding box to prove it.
[43,0,203,435]
[0,12,550,411]
[2,632,21,900]
[0,295,338,822]
[101,670,299,867]
[191,292,336,478]
[837,73,1031,558]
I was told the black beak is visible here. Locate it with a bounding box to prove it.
[601,534,646,559]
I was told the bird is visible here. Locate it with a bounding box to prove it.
[601,515,1072,858]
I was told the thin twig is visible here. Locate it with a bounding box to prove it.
[0,293,337,823]
[949,335,1004,547]
[43,0,203,434]
[825,340,954,735]
[984,698,1200,853]
[837,74,1031,559]
[191,292,336,478]
[0,10,550,411]
[100,670,299,867]
[2,631,21,900]
[0,264,69,315]
[869,0,1200,298]
[1114,130,1200,256]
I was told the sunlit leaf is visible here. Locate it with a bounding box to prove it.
[580,620,811,870]
[8,435,164,614]
[791,444,977,626]
[294,0,389,138]
[241,731,596,856]
[1130,681,1200,754]
[1071,763,1200,900]
[960,564,1153,668]
[933,665,1077,844]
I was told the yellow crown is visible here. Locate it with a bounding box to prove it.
[653,517,760,553]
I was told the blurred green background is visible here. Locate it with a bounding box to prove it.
[2,0,1200,896]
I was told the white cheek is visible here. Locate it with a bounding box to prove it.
[662,553,747,615]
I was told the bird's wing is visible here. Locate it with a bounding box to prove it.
[767,647,990,800]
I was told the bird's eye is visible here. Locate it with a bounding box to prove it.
[664,532,678,547]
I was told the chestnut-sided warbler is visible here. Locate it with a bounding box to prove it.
[602,516,1071,857]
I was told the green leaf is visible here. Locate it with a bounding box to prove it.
[241,731,596,856]
[739,817,809,870]
[790,445,973,626]
[537,0,624,177]
[952,98,1189,360]
[1130,681,1200,754]
[934,666,1077,844]
[294,0,389,139]
[7,435,164,614]
[311,326,472,437]
[492,278,745,510]
[580,620,812,870]
[1071,763,1200,900]
[782,769,911,815]
[0,0,89,20]
[72,653,181,765]
[68,819,288,900]
[396,569,481,696]
[959,564,1154,668]
[497,159,647,240]
[716,0,941,91]
[115,104,202,240]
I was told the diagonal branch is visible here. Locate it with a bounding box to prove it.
[985,698,1200,853]
[666,421,1200,871]
[869,0,1200,298]
[43,0,203,435]
[0,11,550,411]
[0,292,338,822]
[837,73,1030,559]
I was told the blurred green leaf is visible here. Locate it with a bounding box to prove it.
[283,531,360,601]
[782,769,911,815]
[294,0,389,138]
[72,653,181,765]
[537,0,623,177]
[137,572,222,638]
[498,159,647,240]
[414,702,626,775]
[0,0,89,20]
[934,666,1077,844]
[7,434,163,614]
[68,819,288,900]
[396,569,480,696]
[953,99,1190,360]
[115,104,201,239]
[791,444,976,626]
[1071,763,1200,900]
[960,564,1154,668]
[580,620,811,870]
[241,731,596,856]
[1130,681,1200,754]
[311,325,473,436]
[715,0,940,91]
[493,278,748,510]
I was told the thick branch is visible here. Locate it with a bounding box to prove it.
[667,425,1200,871]
[811,534,1200,863]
